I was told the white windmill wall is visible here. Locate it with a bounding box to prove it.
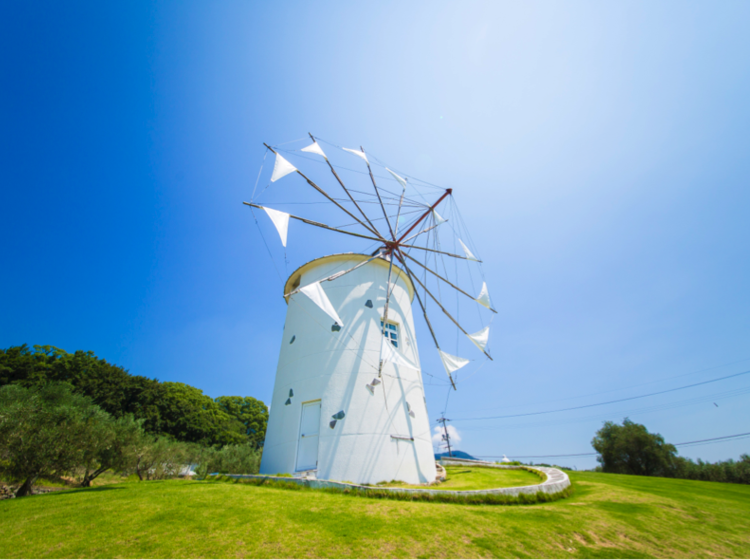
[260,253,437,485]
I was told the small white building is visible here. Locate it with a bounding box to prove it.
[260,253,437,485]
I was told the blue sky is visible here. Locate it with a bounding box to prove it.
[2,1,749,469]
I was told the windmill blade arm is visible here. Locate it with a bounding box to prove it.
[264,143,383,239]
[398,242,482,262]
[401,251,497,313]
[362,147,396,240]
[243,202,383,243]
[394,250,456,390]
[401,222,441,245]
[309,133,382,238]
[397,252,493,362]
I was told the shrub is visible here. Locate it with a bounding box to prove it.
[195,443,262,478]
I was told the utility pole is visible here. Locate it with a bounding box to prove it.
[437,417,453,457]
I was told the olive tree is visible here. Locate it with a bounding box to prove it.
[79,414,144,487]
[592,418,678,477]
[0,383,110,496]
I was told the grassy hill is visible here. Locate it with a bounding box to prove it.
[1,472,749,558]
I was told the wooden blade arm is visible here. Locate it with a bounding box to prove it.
[393,249,456,390]
[264,143,382,239]
[401,222,442,245]
[243,202,382,243]
[309,133,382,238]
[361,146,396,241]
[397,242,482,262]
[396,251,493,362]
[401,251,497,313]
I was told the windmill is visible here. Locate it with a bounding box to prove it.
[246,135,495,484]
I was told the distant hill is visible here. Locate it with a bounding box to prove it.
[435,450,479,460]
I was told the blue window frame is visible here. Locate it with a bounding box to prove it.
[380,320,399,348]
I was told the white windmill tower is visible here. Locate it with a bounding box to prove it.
[246,135,496,484]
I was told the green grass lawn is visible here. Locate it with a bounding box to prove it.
[2,472,749,558]
[378,465,543,490]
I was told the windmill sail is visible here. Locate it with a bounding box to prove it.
[342,147,369,163]
[476,282,492,310]
[386,168,407,188]
[270,152,297,182]
[263,207,290,247]
[301,141,327,159]
[380,334,418,370]
[438,349,470,376]
[459,239,478,261]
[466,325,490,352]
[298,282,343,326]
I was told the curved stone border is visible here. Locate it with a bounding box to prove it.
[436,459,570,497]
[222,459,569,498]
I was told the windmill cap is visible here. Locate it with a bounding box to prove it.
[283,253,415,303]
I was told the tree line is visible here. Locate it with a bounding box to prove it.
[0,382,262,496]
[0,344,268,448]
[592,418,750,484]
[0,344,270,497]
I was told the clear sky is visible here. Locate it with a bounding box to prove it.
[3,1,749,469]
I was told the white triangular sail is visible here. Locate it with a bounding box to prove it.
[476,282,492,310]
[270,152,297,182]
[301,141,327,159]
[459,239,478,261]
[466,325,490,352]
[386,168,407,188]
[342,147,369,164]
[380,335,419,370]
[299,282,344,327]
[433,210,447,225]
[263,207,290,247]
[438,349,470,376]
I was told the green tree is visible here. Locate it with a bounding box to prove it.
[0,383,111,496]
[159,382,246,446]
[1,345,269,447]
[215,396,269,448]
[0,344,165,434]
[80,414,144,487]
[592,418,678,477]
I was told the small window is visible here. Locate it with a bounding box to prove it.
[380,320,399,348]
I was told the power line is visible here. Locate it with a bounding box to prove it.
[452,369,750,422]
[478,431,750,459]
[455,385,750,433]
[449,356,750,415]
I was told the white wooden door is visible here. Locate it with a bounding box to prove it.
[296,401,321,471]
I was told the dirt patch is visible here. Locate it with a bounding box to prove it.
[571,532,588,544]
